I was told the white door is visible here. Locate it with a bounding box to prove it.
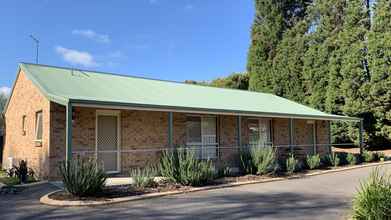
[96,111,120,173]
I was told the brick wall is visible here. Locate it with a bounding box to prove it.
[2,70,51,179]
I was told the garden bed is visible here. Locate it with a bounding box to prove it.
[41,161,391,207]
[48,182,190,202]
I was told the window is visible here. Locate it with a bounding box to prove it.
[186,116,217,159]
[22,115,26,136]
[248,118,272,147]
[35,111,43,142]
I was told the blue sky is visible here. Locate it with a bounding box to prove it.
[0,0,254,95]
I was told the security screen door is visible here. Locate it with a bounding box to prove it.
[97,113,119,173]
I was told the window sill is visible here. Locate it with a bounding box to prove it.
[34,140,42,147]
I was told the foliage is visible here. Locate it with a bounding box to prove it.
[244,0,391,148]
[239,148,256,174]
[327,153,341,167]
[347,153,357,165]
[352,168,391,219]
[59,158,107,197]
[185,72,249,90]
[241,146,277,175]
[306,154,321,170]
[129,166,157,189]
[286,153,298,175]
[217,166,234,178]
[7,160,32,184]
[362,150,374,162]
[378,152,386,161]
[159,148,214,186]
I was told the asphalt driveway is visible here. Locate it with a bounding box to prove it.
[1,164,390,220]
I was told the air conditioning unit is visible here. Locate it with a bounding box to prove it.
[8,157,13,170]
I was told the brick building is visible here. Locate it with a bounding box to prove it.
[2,63,360,179]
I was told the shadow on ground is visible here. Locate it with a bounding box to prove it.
[0,183,348,220]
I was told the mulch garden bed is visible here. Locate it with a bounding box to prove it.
[49,183,191,201]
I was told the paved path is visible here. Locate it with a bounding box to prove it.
[1,164,390,220]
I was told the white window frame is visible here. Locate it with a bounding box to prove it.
[34,111,43,143]
[95,110,121,174]
[186,115,218,159]
[247,118,273,147]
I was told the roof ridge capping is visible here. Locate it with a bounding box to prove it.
[19,62,272,95]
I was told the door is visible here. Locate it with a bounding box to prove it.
[96,111,120,173]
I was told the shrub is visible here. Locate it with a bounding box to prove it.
[378,152,386,161]
[306,154,321,170]
[159,148,214,186]
[217,166,234,178]
[347,153,357,165]
[250,147,277,175]
[327,153,340,167]
[59,158,107,197]
[352,168,391,219]
[8,160,30,184]
[286,154,298,175]
[362,150,374,163]
[129,166,157,189]
[239,148,256,174]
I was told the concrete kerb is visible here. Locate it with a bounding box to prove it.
[40,161,391,207]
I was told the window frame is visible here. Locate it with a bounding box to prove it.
[22,115,27,136]
[34,111,43,143]
[185,115,218,160]
[247,118,273,147]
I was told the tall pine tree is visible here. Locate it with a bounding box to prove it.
[368,0,391,146]
[247,0,311,93]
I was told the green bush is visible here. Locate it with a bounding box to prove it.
[286,154,298,175]
[251,147,277,175]
[159,148,214,186]
[129,166,157,189]
[347,153,357,165]
[378,152,386,161]
[240,148,255,174]
[362,150,374,163]
[306,154,320,170]
[59,158,107,197]
[352,168,391,219]
[327,153,340,167]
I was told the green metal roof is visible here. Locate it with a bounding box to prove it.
[16,63,358,121]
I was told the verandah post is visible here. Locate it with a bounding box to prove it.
[168,112,173,148]
[65,102,73,162]
[237,115,242,148]
[359,119,364,155]
[288,118,294,153]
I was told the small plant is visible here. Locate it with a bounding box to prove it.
[306,154,320,170]
[327,153,340,167]
[239,148,256,174]
[217,166,233,178]
[352,168,391,219]
[378,152,386,161]
[286,154,298,175]
[362,150,374,163]
[346,153,357,165]
[8,160,29,183]
[59,158,107,197]
[129,166,157,189]
[251,146,277,175]
[159,148,215,186]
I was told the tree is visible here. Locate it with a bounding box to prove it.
[185,72,249,90]
[368,0,391,146]
[247,0,311,93]
[0,93,8,131]
[272,20,308,103]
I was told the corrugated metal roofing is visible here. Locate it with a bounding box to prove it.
[16,63,358,121]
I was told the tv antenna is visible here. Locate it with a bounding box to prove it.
[29,35,39,64]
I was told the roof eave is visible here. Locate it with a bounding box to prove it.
[69,99,361,122]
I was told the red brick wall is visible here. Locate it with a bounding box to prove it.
[2,70,51,179]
